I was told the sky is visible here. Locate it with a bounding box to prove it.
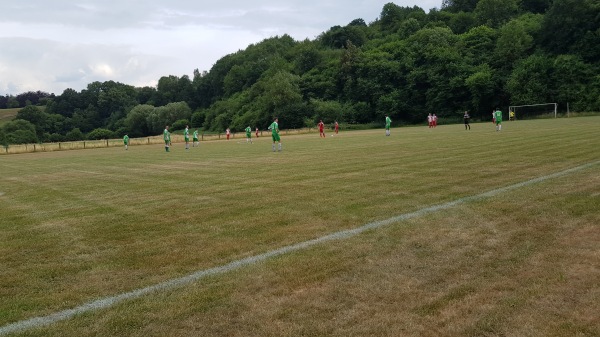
[0,0,441,96]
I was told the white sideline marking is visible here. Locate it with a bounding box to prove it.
[1,160,598,335]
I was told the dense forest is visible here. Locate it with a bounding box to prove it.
[1,0,599,145]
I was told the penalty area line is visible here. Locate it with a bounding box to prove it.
[0,160,598,336]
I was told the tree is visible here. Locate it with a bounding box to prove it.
[552,55,594,111]
[126,104,154,137]
[15,105,48,139]
[442,0,480,13]
[465,65,496,116]
[540,0,598,55]
[2,120,39,144]
[448,11,477,34]
[46,88,81,117]
[520,0,553,14]
[251,71,305,128]
[506,54,554,105]
[293,41,323,73]
[6,97,19,108]
[494,19,535,69]
[474,0,519,28]
[460,25,498,66]
[87,128,115,140]
[65,128,84,141]
[147,102,192,134]
[0,128,6,147]
[311,99,343,123]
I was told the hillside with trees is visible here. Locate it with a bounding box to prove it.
[1,0,599,145]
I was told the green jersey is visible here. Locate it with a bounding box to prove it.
[268,122,279,135]
[385,116,391,128]
[494,110,503,123]
[163,129,170,142]
[184,128,189,141]
[123,135,129,144]
[193,130,199,140]
[245,126,252,136]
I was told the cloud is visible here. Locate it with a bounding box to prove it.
[0,0,442,95]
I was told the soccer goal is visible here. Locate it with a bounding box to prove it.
[508,103,558,120]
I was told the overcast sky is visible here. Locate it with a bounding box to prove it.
[0,0,441,96]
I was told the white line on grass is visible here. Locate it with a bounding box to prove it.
[1,160,598,336]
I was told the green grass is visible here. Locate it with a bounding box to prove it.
[0,117,599,336]
[0,108,20,126]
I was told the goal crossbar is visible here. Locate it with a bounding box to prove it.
[509,103,558,118]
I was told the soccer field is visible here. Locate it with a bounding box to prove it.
[1,117,599,336]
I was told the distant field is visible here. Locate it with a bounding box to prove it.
[0,108,19,126]
[0,117,599,336]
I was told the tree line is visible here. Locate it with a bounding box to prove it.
[1,0,599,145]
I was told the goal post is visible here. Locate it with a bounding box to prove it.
[508,103,558,120]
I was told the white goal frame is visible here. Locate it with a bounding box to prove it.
[508,103,558,119]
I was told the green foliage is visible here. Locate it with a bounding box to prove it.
[65,128,84,141]
[2,119,39,144]
[540,0,600,56]
[474,0,519,28]
[86,128,116,140]
[0,128,7,146]
[311,99,342,124]
[442,0,480,13]
[506,54,554,104]
[494,19,535,69]
[191,111,206,129]
[520,0,553,14]
[15,105,47,138]
[45,132,65,142]
[466,65,496,116]
[460,25,498,66]
[126,104,154,137]
[147,102,192,134]
[171,119,190,131]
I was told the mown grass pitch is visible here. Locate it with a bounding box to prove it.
[1,117,599,336]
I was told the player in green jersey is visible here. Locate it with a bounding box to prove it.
[494,108,503,131]
[184,125,190,150]
[163,126,171,152]
[123,134,129,150]
[385,115,392,136]
[193,129,199,147]
[268,117,281,152]
[245,126,253,144]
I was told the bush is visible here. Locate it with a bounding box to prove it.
[191,111,205,128]
[6,129,38,144]
[65,128,84,141]
[87,128,116,140]
[171,119,190,131]
[0,128,7,146]
[46,133,65,142]
[2,119,39,144]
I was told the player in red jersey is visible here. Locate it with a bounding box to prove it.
[334,121,339,134]
[318,120,326,138]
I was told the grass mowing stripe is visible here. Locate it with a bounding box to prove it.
[1,159,598,336]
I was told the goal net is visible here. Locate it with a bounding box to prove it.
[508,103,558,120]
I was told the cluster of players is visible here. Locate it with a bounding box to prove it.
[151,118,283,152]
[122,109,510,151]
